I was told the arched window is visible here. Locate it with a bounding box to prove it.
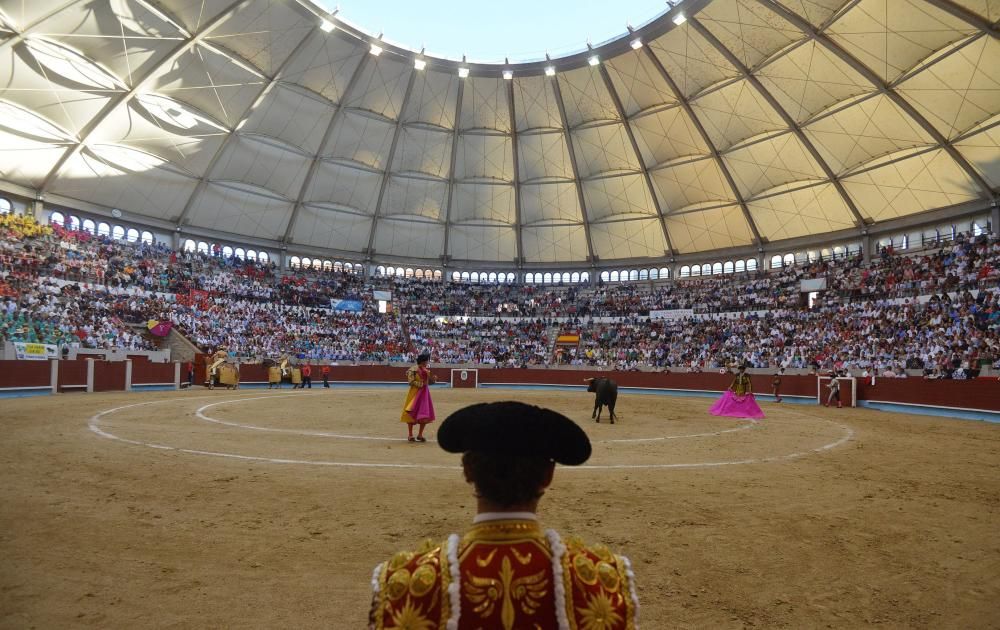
[183,239,195,252]
[414,269,423,279]
[649,268,658,280]
[402,267,411,278]
[82,219,96,234]
[600,271,610,282]
[723,261,734,274]
[377,265,386,276]
[571,272,580,283]
[258,252,268,264]
[525,273,534,284]
[322,260,332,271]
[451,271,460,281]
[222,246,234,258]
[701,264,712,276]
[610,271,619,282]
[659,267,669,279]
[746,258,758,271]
[461,272,470,282]
[49,211,65,226]
[560,272,569,283]
[246,249,257,261]
[435,270,443,280]
[735,260,745,273]
[770,254,782,269]
[488,272,497,282]
[469,271,478,283]
[0,198,10,214]
[235,248,245,259]
[125,228,138,242]
[626,270,635,281]
[196,240,208,254]
[680,265,690,278]
[637,269,647,280]
[312,259,321,270]
[712,262,723,275]
[66,215,80,231]
[114,226,127,240]
[543,272,552,284]
[301,257,311,269]
[97,222,110,237]
[289,256,301,269]
[833,245,846,258]
[783,253,794,267]
[141,230,153,245]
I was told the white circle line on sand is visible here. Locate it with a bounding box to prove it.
[89,394,855,470]
[194,397,759,444]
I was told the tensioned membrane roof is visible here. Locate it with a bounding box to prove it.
[0,0,998,266]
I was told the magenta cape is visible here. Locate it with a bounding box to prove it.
[709,390,765,419]
[405,384,436,422]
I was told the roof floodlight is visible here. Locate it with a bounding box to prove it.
[588,55,600,66]
[630,38,643,49]
[369,43,383,56]
[672,13,686,25]
[320,19,335,32]
[458,67,469,78]
[544,66,556,76]
[502,69,513,80]
[414,58,426,70]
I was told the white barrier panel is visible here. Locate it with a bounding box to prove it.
[817,377,857,407]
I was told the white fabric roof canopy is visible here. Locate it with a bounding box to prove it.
[0,0,997,264]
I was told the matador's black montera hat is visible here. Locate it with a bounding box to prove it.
[438,401,591,466]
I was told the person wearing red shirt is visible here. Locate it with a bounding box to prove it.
[321,364,330,388]
[185,360,194,388]
[301,362,312,389]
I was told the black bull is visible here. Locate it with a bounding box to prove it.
[587,377,618,423]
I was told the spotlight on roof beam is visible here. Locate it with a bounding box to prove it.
[630,38,643,49]
[369,43,383,56]
[458,67,469,78]
[672,13,686,25]
[320,19,335,32]
[588,55,600,66]
[545,66,556,76]
[414,58,426,70]
[502,69,513,80]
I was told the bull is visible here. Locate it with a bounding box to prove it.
[586,377,618,424]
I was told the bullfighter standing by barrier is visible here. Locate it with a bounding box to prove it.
[401,353,436,442]
[709,365,765,419]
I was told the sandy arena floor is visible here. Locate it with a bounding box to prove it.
[1,387,998,629]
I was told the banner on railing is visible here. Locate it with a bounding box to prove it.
[649,308,694,320]
[13,342,59,360]
[373,290,392,302]
[330,299,364,312]
[800,278,827,292]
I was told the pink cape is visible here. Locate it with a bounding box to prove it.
[709,390,765,419]
[405,385,436,422]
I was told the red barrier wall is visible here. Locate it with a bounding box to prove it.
[0,360,49,388]
[857,377,999,411]
[132,360,175,385]
[58,359,88,390]
[0,360,996,414]
[94,361,125,392]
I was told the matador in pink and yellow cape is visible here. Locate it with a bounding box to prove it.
[369,402,638,629]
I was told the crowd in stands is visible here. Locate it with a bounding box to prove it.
[1,211,998,376]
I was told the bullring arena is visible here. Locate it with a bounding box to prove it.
[2,378,998,628]
[3,0,1000,626]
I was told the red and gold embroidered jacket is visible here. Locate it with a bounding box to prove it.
[369,518,637,629]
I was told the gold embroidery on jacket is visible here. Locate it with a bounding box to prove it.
[464,555,548,630]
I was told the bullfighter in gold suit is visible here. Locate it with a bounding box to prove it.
[369,401,638,629]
